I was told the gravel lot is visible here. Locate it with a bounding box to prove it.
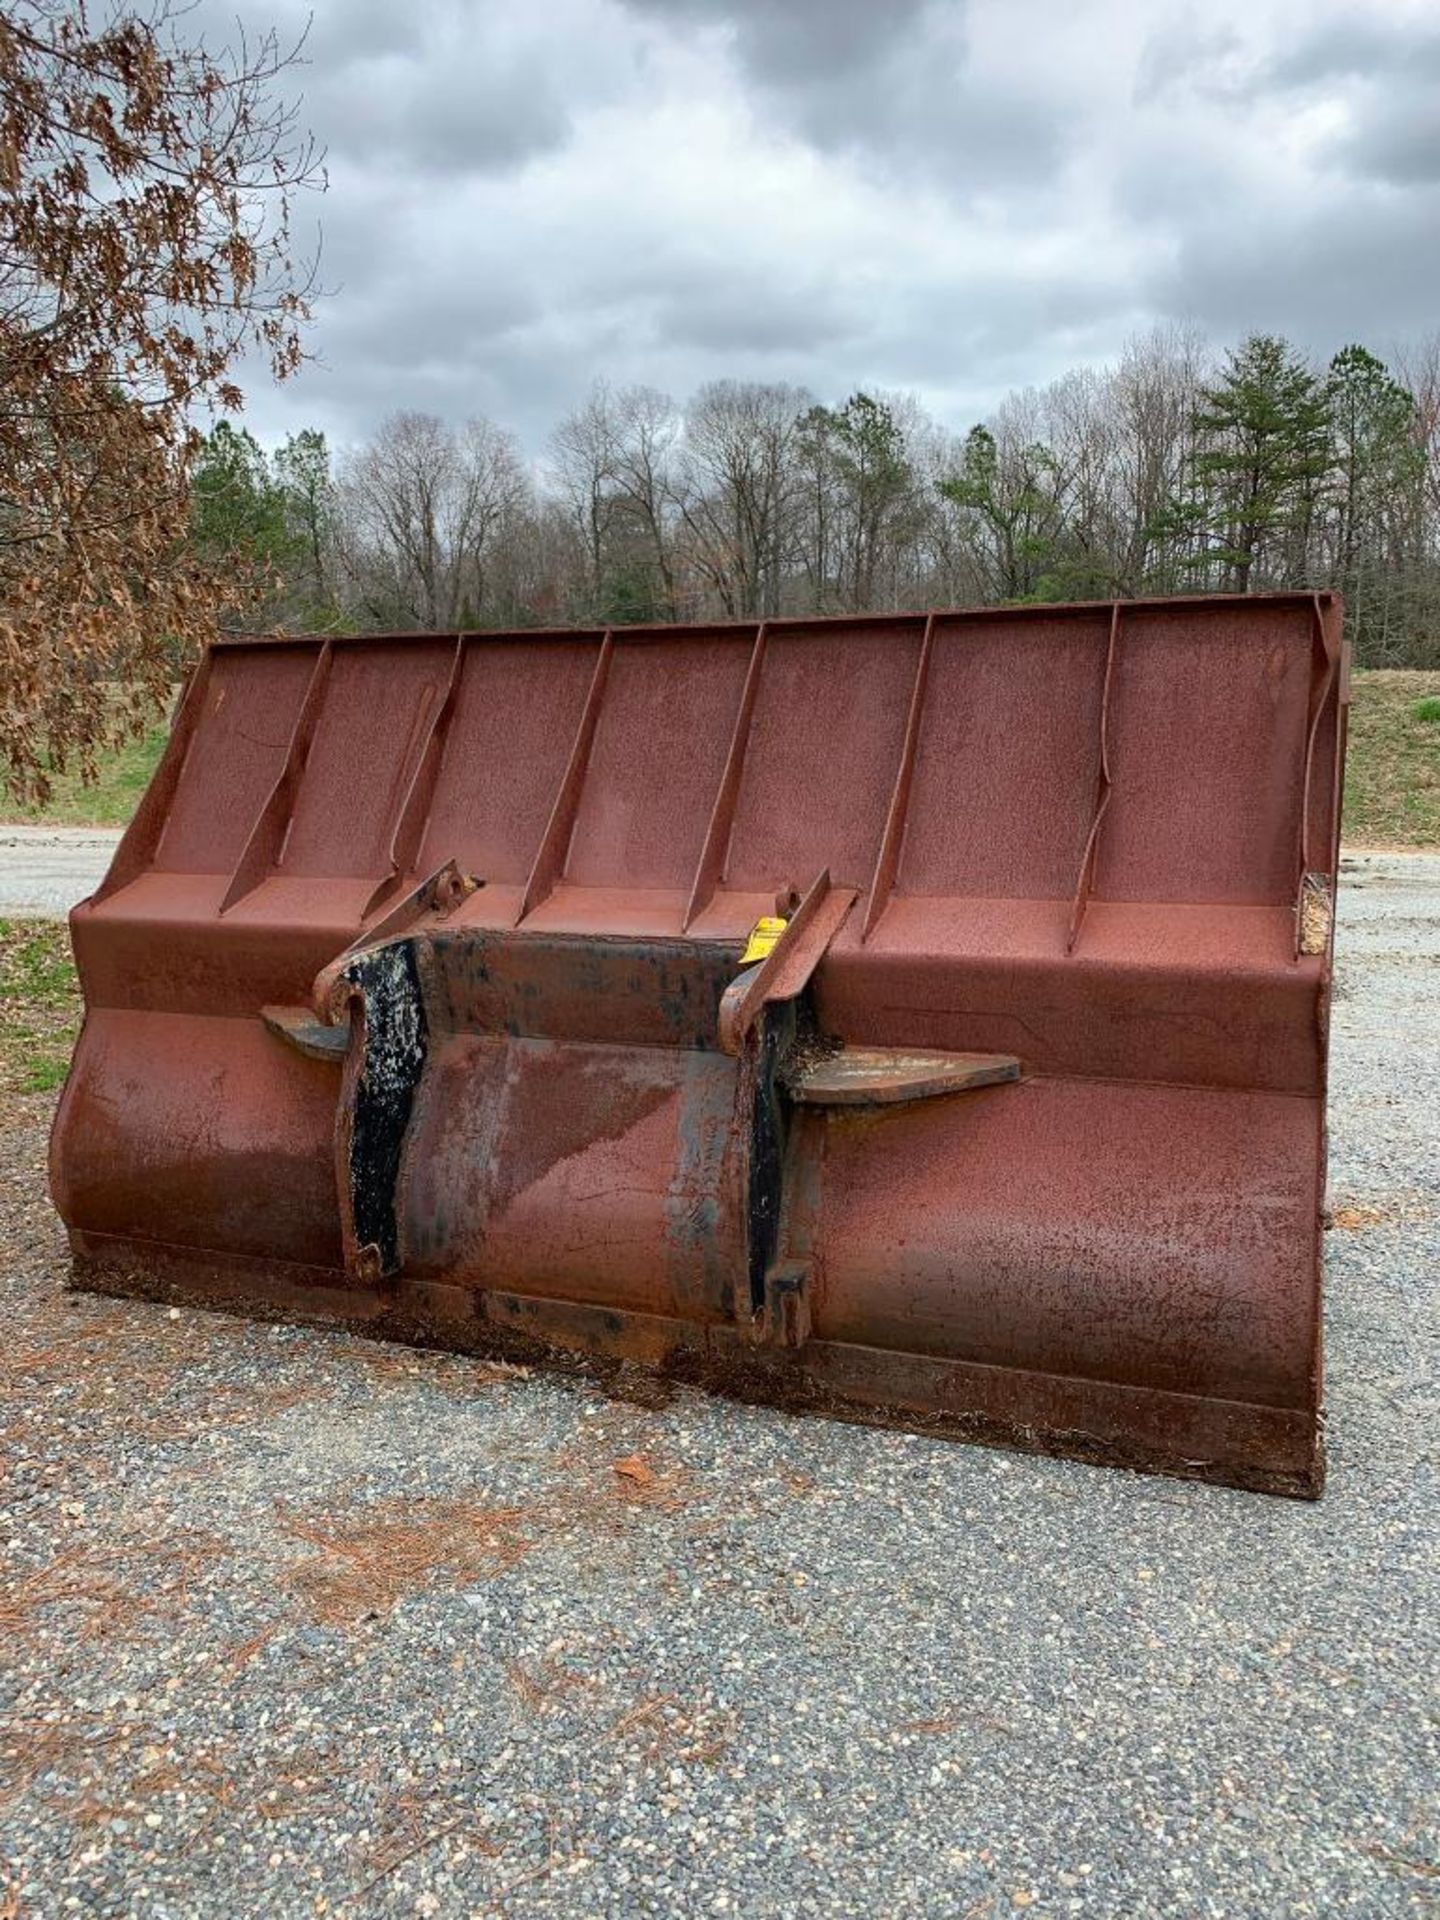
[1,852,1436,1919]
[0,828,121,919]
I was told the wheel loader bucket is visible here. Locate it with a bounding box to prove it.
[50,594,1347,1495]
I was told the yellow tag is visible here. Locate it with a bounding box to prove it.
[740,916,788,966]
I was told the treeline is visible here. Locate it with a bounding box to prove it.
[194,327,1440,666]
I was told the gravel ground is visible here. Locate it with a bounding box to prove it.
[1,852,1436,1919]
[0,828,121,919]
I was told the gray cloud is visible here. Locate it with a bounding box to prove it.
[1256,15,1440,189]
[1145,187,1440,354]
[1346,103,1440,186]
[1266,15,1440,87]
[619,0,1070,189]
[306,42,573,176]
[1133,20,1246,104]
[628,0,928,82]
[222,0,1440,458]
[290,7,587,179]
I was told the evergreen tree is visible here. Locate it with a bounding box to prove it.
[1325,346,1419,571]
[274,429,341,626]
[191,422,293,584]
[1323,347,1423,656]
[799,393,919,610]
[1189,335,1331,592]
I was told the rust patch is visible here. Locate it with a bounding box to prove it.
[484,1044,674,1218]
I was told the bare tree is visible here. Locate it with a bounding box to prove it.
[610,386,681,619]
[1110,323,1206,593]
[548,381,684,621]
[674,381,810,618]
[453,416,531,622]
[549,383,621,617]
[339,411,529,628]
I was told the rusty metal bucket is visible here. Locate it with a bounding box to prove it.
[49,595,1347,1494]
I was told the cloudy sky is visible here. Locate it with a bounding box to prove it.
[218,0,1440,453]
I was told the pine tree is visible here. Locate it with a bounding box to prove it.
[191,423,293,586]
[274,430,340,627]
[1323,347,1423,658]
[1190,335,1331,592]
[799,393,918,611]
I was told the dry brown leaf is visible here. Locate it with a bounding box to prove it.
[612,1454,655,1487]
[1328,1203,1388,1230]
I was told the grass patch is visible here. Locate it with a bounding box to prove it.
[1343,670,1440,849]
[0,919,80,1096]
[7,722,170,826]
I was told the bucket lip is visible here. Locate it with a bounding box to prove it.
[213,590,1342,651]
